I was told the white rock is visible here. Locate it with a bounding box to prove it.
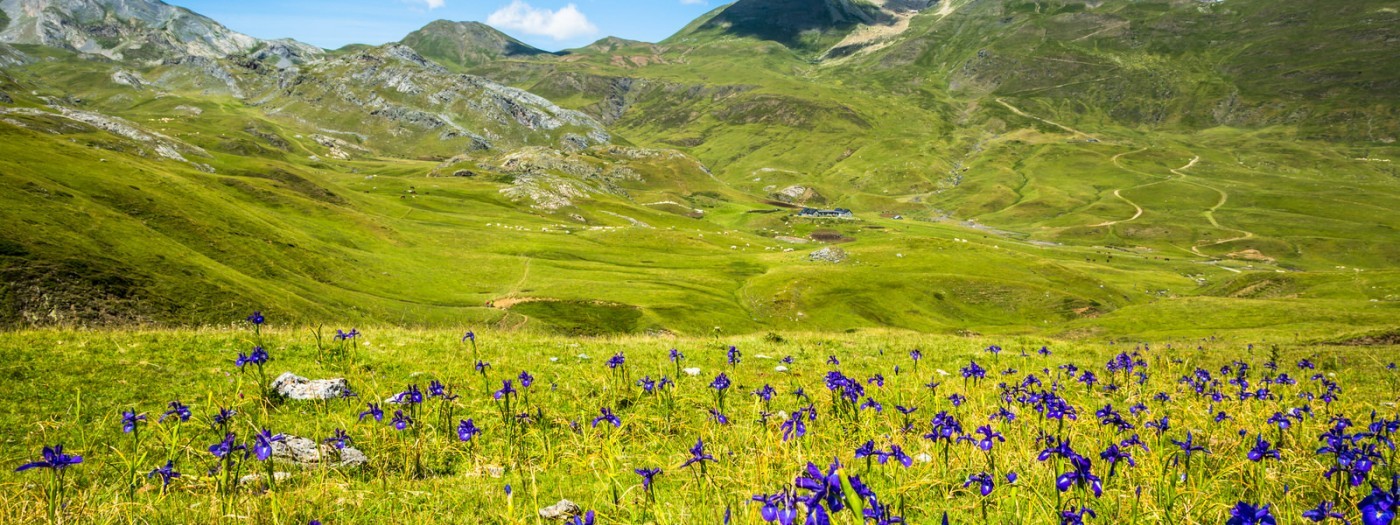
[270,372,351,400]
[775,366,789,372]
[271,436,367,469]
[683,367,702,376]
[936,369,950,377]
[915,453,932,463]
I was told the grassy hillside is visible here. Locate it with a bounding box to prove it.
[0,0,1396,336]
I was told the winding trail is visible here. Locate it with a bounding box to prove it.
[995,97,1098,141]
[1090,148,1151,227]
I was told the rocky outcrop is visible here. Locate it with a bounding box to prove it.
[809,246,848,263]
[270,435,367,469]
[0,0,259,60]
[538,500,582,521]
[269,372,352,400]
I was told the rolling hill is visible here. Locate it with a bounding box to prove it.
[0,0,1396,338]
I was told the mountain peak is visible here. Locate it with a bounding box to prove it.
[682,0,932,52]
[400,19,551,71]
[0,0,260,59]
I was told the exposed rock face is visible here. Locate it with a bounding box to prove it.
[269,372,352,400]
[772,185,825,205]
[0,0,259,60]
[538,499,582,521]
[809,246,848,263]
[270,436,367,469]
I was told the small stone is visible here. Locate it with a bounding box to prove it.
[683,367,702,376]
[539,499,582,521]
[775,365,789,372]
[239,471,293,486]
[270,372,351,400]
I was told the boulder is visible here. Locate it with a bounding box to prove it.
[271,436,367,469]
[539,499,582,521]
[808,247,848,263]
[270,372,352,400]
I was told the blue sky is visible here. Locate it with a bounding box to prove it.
[165,1,723,51]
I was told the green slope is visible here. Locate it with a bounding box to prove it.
[0,0,1396,336]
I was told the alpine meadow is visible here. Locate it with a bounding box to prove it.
[0,0,1398,524]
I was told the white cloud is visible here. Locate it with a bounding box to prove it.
[680,0,708,4]
[487,1,598,41]
[405,0,446,9]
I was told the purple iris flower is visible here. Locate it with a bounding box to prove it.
[1100,444,1136,479]
[147,460,180,486]
[122,410,146,433]
[246,311,265,325]
[910,349,922,362]
[519,371,535,388]
[324,428,352,450]
[781,407,813,441]
[681,439,716,469]
[208,433,246,459]
[1247,435,1281,462]
[638,376,657,393]
[827,355,840,366]
[391,410,413,431]
[1226,502,1277,525]
[15,445,83,472]
[1171,432,1210,460]
[592,407,621,428]
[161,401,191,423]
[711,372,731,391]
[607,352,626,369]
[494,380,517,400]
[391,384,424,405]
[728,346,741,366]
[965,472,995,496]
[568,510,595,525]
[878,444,913,467]
[968,425,1005,451]
[861,398,884,412]
[855,440,878,460]
[211,407,237,427]
[458,419,480,442]
[252,429,285,461]
[359,403,383,422]
[1060,506,1096,525]
[753,384,776,402]
[635,467,662,490]
[1301,501,1345,522]
[708,408,731,425]
[795,459,847,514]
[948,393,966,407]
[1359,476,1399,525]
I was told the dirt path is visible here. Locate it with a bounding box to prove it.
[1090,148,1151,227]
[995,98,1097,142]
[1171,157,1257,257]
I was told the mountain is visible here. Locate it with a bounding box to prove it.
[0,0,261,60]
[669,0,936,54]
[1,0,1398,336]
[400,20,552,71]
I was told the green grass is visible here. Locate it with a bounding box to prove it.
[1,328,1398,524]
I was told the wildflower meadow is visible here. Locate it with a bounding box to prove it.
[1,317,1398,525]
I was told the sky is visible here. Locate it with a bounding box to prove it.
[164,1,723,52]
